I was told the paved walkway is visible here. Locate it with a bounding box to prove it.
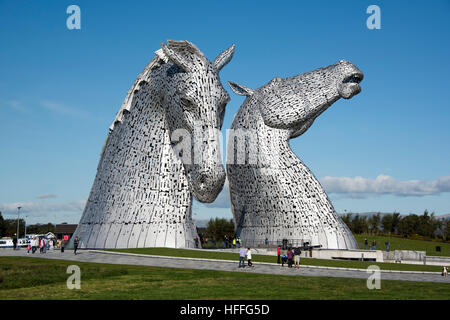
[1,249,449,284]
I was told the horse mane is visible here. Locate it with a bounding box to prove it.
[109,50,168,132]
[97,48,169,162]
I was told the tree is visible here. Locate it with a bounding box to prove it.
[351,214,368,234]
[442,218,450,241]
[341,213,352,230]
[0,212,6,237]
[26,223,55,235]
[368,213,381,235]
[381,214,393,234]
[398,214,420,237]
[391,212,401,234]
[205,218,235,241]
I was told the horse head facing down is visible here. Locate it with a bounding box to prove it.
[157,40,233,203]
[71,40,234,249]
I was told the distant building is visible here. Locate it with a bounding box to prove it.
[54,224,78,240]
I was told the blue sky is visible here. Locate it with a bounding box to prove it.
[1,0,449,224]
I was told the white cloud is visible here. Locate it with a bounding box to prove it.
[0,200,86,216]
[36,194,59,199]
[320,174,450,198]
[40,100,89,118]
[6,100,30,114]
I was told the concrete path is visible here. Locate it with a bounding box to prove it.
[1,249,449,284]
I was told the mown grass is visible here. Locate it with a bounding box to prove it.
[353,234,450,257]
[106,248,444,272]
[0,257,448,300]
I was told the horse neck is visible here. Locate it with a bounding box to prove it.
[96,70,192,212]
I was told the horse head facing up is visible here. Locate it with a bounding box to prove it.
[157,40,234,203]
[228,60,363,138]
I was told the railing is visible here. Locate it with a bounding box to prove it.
[200,238,316,250]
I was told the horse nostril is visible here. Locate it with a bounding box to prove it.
[198,173,207,188]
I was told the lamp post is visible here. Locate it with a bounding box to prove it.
[24,215,28,239]
[17,207,21,239]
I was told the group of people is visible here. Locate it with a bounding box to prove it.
[364,238,390,251]
[23,236,80,255]
[238,247,253,268]
[26,237,55,254]
[277,245,302,268]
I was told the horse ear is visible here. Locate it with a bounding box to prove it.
[213,44,235,71]
[228,81,254,96]
[160,40,205,73]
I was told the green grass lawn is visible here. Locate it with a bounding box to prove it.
[0,257,448,300]
[106,248,444,273]
[353,234,450,256]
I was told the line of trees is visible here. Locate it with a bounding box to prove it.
[341,210,450,240]
[0,212,55,238]
[204,218,235,242]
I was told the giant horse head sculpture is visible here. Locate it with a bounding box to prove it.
[71,40,234,249]
[226,60,363,249]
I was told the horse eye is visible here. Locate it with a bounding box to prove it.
[180,97,196,112]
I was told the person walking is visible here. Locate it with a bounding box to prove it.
[74,236,80,255]
[237,237,241,248]
[239,247,246,268]
[294,246,301,268]
[61,239,65,253]
[385,241,390,252]
[246,248,253,268]
[232,238,236,249]
[31,237,37,254]
[287,249,294,268]
[364,238,368,250]
[12,236,17,250]
[277,246,281,264]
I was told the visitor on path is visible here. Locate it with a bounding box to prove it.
[194,237,199,248]
[239,247,246,268]
[287,249,294,268]
[26,244,31,254]
[31,237,37,254]
[237,237,241,248]
[232,238,236,248]
[385,241,390,252]
[442,266,448,277]
[39,238,44,253]
[61,239,65,253]
[277,246,281,264]
[246,248,253,267]
[281,254,287,267]
[364,238,368,250]
[74,236,80,255]
[294,246,301,268]
[12,236,17,250]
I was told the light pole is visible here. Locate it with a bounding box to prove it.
[17,207,22,237]
[24,215,28,239]
[16,207,21,249]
